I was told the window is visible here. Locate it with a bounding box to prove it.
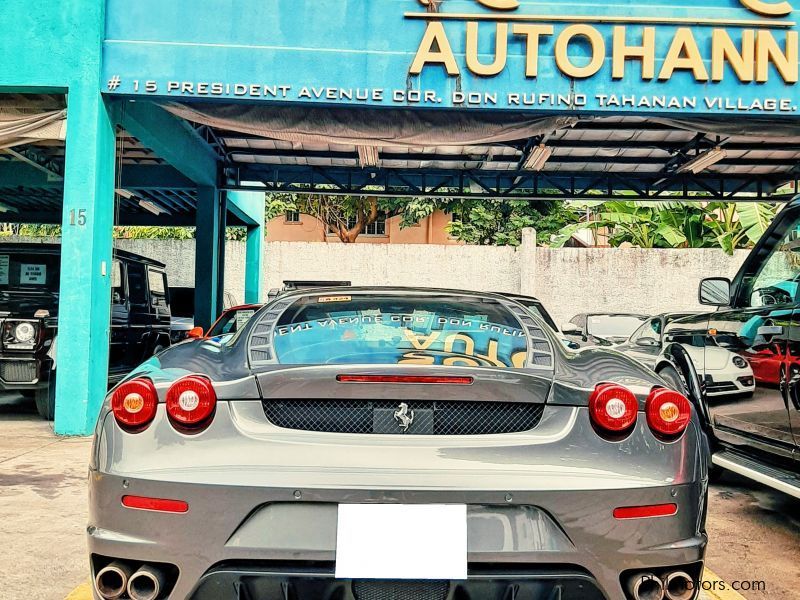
[127,263,147,305]
[742,212,800,307]
[344,213,387,236]
[272,295,529,368]
[630,318,661,345]
[148,269,168,306]
[285,210,300,223]
[111,261,125,304]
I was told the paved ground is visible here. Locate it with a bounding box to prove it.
[1,393,798,600]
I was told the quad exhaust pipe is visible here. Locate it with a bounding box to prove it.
[94,561,136,600]
[127,564,167,600]
[628,573,665,600]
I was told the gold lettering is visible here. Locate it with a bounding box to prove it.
[444,333,476,356]
[476,0,520,9]
[466,22,509,76]
[658,28,709,81]
[555,24,606,79]
[513,24,554,77]
[398,351,436,365]
[712,29,756,82]
[410,22,460,76]
[739,0,793,17]
[756,30,799,83]
[612,26,656,80]
[403,329,441,350]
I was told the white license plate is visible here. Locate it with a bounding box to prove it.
[335,504,468,580]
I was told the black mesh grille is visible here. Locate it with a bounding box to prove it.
[263,399,544,435]
[0,361,37,383]
[353,580,449,600]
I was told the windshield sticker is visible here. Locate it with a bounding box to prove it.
[0,256,8,285]
[273,313,528,367]
[318,296,352,303]
[234,310,255,330]
[20,264,46,285]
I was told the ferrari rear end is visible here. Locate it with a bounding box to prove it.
[87,288,707,600]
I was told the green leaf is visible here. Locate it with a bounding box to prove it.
[737,203,777,245]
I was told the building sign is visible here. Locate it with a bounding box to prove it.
[103,0,798,115]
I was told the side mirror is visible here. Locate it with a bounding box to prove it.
[561,322,582,335]
[187,326,204,339]
[636,337,659,347]
[699,277,732,307]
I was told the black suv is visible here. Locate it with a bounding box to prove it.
[0,244,172,420]
[661,199,800,498]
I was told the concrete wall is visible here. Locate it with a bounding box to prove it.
[1,233,748,324]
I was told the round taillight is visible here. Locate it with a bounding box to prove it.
[112,378,158,432]
[589,383,638,434]
[646,388,691,437]
[166,376,216,429]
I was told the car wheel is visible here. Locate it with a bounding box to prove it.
[34,370,56,421]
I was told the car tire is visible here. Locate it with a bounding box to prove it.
[34,370,56,421]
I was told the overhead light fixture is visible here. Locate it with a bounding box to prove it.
[115,188,136,200]
[357,146,380,168]
[677,146,727,174]
[138,199,170,216]
[522,143,552,171]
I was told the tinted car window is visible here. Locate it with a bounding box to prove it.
[273,295,528,367]
[0,253,60,291]
[744,223,800,307]
[111,261,125,304]
[127,263,148,305]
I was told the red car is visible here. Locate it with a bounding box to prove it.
[188,304,263,339]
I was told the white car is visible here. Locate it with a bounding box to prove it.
[615,313,755,398]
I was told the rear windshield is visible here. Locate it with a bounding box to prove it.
[272,294,528,368]
[0,252,60,291]
[587,314,647,337]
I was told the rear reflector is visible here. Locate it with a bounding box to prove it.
[122,495,189,513]
[613,503,678,520]
[336,374,474,385]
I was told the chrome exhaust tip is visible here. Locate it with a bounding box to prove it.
[628,572,666,600]
[664,571,696,600]
[127,564,166,600]
[94,561,136,600]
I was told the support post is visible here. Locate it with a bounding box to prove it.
[194,186,221,330]
[228,190,266,304]
[217,192,228,311]
[54,89,117,435]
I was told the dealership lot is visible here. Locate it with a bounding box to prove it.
[1,393,797,600]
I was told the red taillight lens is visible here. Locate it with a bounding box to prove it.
[112,378,158,432]
[122,495,189,513]
[613,503,678,520]
[646,388,691,437]
[165,375,216,429]
[589,383,638,434]
[336,374,474,385]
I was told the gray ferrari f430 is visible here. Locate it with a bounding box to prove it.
[88,288,708,600]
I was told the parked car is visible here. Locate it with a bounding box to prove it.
[169,286,239,343]
[563,312,648,347]
[0,244,171,419]
[498,293,581,349]
[186,303,263,340]
[89,287,707,600]
[659,198,800,498]
[616,313,756,398]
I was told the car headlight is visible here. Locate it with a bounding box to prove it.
[732,355,748,369]
[13,322,36,344]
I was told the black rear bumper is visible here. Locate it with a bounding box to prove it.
[189,564,608,600]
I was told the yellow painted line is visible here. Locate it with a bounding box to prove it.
[64,581,92,600]
[703,568,749,600]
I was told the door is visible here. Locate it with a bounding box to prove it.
[707,211,800,460]
[108,260,129,372]
[125,261,151,365]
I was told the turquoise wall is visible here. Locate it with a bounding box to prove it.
[0,0,105,89]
